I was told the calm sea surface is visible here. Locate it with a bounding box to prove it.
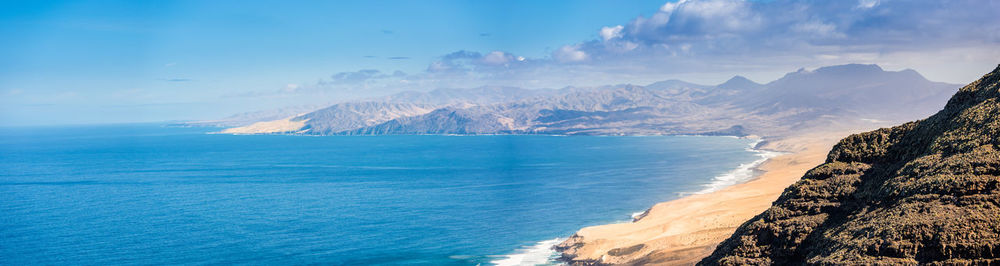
[0,124,761,265]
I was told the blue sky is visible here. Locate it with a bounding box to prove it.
[2,0,999,126]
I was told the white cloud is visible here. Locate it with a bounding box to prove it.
[856,0,879,9]
[660,0,686,12]
[482,51,512,65]
[791,21,844,39]
[405,0,999,85]
[553,45,588,62]
[274,0,1000,95]
[600,25,624,41]
[682,0,744,17]
[427,61,450,72]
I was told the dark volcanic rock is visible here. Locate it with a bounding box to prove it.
[700,65,1000,265]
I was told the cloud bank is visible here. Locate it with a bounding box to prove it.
[263,0,1000,98]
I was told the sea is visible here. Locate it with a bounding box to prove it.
[0,123,773,265]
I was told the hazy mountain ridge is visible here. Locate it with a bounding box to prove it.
[700,65,1000,265]
[293,102,437,134]
[211,64,960,136]
[742,64,956,121]
[179,104,323,127]
[179,86,550,128]
[342,85,726,135]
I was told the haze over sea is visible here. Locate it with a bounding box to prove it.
[0,124,764,265]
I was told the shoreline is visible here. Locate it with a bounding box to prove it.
[488,135,783,266]
[200,125,849,265]
[693,137,784,195]
[553,131,850,265]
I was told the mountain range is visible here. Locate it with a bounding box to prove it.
[194,64,959,137]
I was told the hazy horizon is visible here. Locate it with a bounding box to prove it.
[5,2,1000,264]
[2,0,999,126]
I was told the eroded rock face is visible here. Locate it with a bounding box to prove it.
[701,65,1000,265]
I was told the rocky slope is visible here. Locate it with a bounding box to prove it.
[700,64,1000,265]
[295,102,436,134]
[346,85,728,135]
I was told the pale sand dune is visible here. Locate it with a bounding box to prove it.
[556,131,854,265]
[219,117,308,134]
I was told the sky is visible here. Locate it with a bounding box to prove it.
[2,0,999,126]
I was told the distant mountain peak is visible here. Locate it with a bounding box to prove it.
[776,64,887,81]
[645,79,708,90]
[717,75,763,90]
[814,63,884,74]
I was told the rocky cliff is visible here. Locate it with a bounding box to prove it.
[700,64,1000,265]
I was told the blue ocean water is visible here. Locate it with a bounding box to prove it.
[0,124,763,265]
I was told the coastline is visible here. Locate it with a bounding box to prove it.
[554,131,850,265]
[694,137,784,195]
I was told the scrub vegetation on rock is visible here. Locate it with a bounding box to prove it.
[701,65,1000,265]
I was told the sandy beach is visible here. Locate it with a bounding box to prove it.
[218,117,308,134]
[555,130,856,265]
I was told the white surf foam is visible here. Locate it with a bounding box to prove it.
[494,138,782,265]
[490,238,563,266]
[697,138,784,194]
[631,210,647,220]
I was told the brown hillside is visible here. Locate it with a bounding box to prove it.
[700,64,1000,265]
